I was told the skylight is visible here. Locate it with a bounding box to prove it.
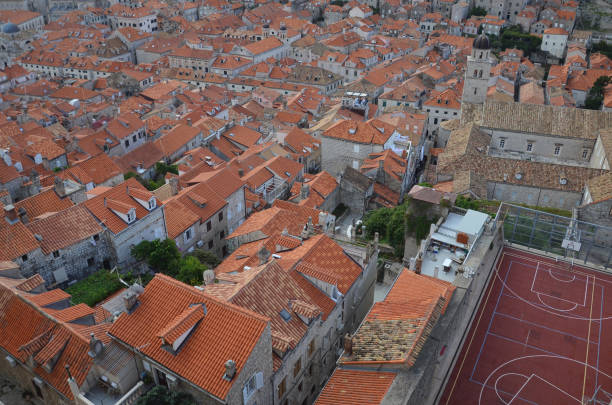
[279,309,292,322]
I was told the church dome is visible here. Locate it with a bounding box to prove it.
[2,23,19,34]
[473,34,490,50]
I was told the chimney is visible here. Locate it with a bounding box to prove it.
[307,216,314,234]
[169,176,179,196]
[4,205,18,225]
[54,177,66,197]
[300,183,310,199]
[258,245,270,265]
[123,291,139,313]
[17,207,28,224]
[203,269,215,285]
[224,360,236,380]
[343,333,353,355]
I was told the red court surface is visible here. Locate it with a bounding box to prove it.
[440,246,612,405]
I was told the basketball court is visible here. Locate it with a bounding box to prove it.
[440,246,612,405]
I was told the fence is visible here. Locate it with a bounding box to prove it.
[494,203,612,269]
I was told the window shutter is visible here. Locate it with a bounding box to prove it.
[243,385,248,404]
[256,372,264,390]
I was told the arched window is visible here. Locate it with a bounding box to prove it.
[479,51,483,59]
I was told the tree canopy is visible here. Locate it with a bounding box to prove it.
[585,75,611,110]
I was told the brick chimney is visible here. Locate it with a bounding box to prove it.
[3,204,18,225]
[343,333,353,355]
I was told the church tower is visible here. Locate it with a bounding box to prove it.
[462,34,492,104]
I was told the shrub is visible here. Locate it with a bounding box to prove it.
[188,249,221,268]
[65,270,124,307]
[136,386,195,405]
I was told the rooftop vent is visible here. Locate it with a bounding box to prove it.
[224,360,236,380]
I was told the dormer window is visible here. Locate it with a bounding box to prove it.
[127,208,136,224]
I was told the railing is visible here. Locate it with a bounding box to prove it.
[497,203,612,269]
[114,381,146,405]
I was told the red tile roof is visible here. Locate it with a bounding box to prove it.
[26,205,102,255]
[109,274,269,400]
[315,369,396,405]
[14,188,74,220]
[83,178,161,234]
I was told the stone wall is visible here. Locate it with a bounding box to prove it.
[321,136,382,178]
[0,348,69,405]
[487,181,581,210]
[487,128,595,166]
[111,207,167,266]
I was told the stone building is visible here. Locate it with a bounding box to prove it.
[321,119,405,178]
[214,202,379,405]
[462,34,492,105]
[83,178,167,266]
[435,122,608,210]
[109,273,274,405]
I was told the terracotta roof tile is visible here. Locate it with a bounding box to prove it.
[14,188,74,221]
[315,369,396,405]
[26,205,102,255]
[109,274,268,400]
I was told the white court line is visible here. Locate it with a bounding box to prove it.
[494,260,609,321]
[506,374,583,404]
[504,250,612,285]
[478,354,612,405]
[529,260,588,307]
[494,372,529,405]
[547,268,575,283]
[536,293,578,312]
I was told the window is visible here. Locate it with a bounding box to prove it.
[53,251,60,258]
[353,144,359,153]
[184,228,192,241]
[243,373,263,403]
[474,88,478,95]
[21,254,28,262]
[93,234,99,241]
[293,357,301,377]
[206,221,211,231]
[219,230,225,239]
[87,258,94,267]
[132,135,137,142]
[208,240,213,249]
[218,212,223,221]
[554,145,561,155]
[582,149,589,159]
[526,142,533,152]
[308,339,315,357]
[148,198,156,210]
[499,138,506,148]
[278,378,286,399]
[125,139,129,147]
[352,160,358,169]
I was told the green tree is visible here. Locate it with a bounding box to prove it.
[468,6,487,17]
[176,256,207,285]
[585,75,611,110]
[131,239,180,275]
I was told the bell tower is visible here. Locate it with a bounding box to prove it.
[462,34,492,104]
